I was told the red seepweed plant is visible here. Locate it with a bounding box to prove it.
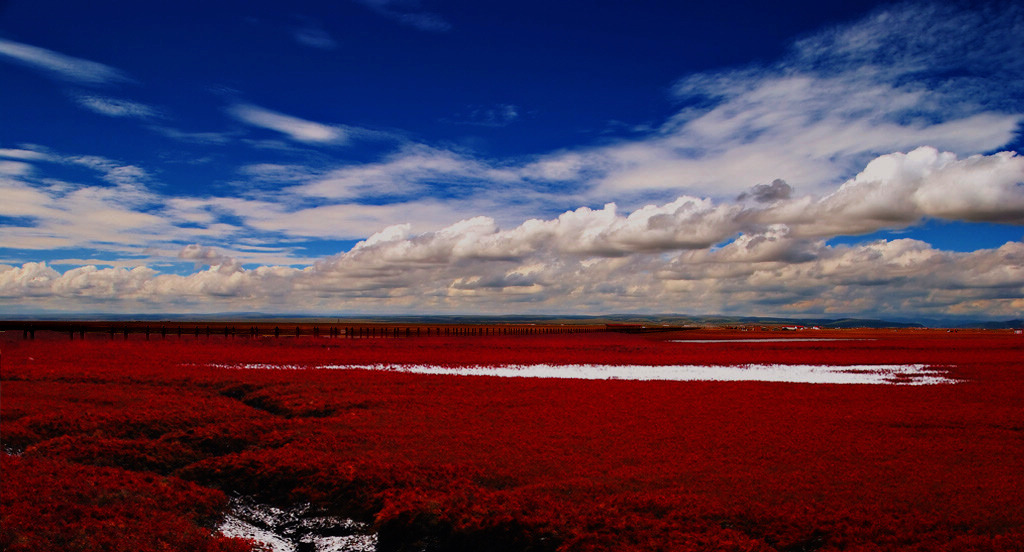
[2,329,1022,551]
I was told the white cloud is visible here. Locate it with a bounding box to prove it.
[0,153,248,258]
[208,3,1024,247]
[570,76,1021,201]
[4,141,1019,276]
[767,147,1024,236]
[3,232,1021,317]
[328,146,1014,264]
[352,0,451,32]
[296,144,520,199]
[293,26,338,49]
[238,163,322,184]
[46,258,154,270]
[522,3,1023,203]
[659,238,1024,317]
[2,3,1022,317]
[228,103,346,144]
[0,38,131,85]
[178,244,233,266]
[0,160,34,177]
[76,95,158,118]
[151,127,235,145]
[206,196,481,240]
[446,104,520,127]
[0,262,156,299]
[65,155,151,188]
[788,2,1024,111]
[290,147,1018,263]
[0,148,51,161]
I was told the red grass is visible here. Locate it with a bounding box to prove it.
[0,455,254,552]
[2,329,1022,551]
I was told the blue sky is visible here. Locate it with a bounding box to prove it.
[1,0,1022,318]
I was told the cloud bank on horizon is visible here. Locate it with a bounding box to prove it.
[1,1,1022,318]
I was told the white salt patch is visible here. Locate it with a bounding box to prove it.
[220,515,296,552]
[220,363,957,385]
[218,499,377,552]
[303,535,378,552]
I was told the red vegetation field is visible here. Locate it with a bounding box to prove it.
[2,328,1023,551]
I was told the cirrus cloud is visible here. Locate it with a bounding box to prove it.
[227,103,347,144]
[76,95,158,119]
[0,38,131,85]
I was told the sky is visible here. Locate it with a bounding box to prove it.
[1,0,1022,319]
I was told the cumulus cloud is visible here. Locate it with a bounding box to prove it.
[0,38,131,85]
[32,146,1003,315]
[738,179,792,203]
[768,147,1024,237]
[4,142,1019,273]
[228,103,346,144]
[327,197,740,264]
[315,147,1020,262]
[652,238,1024,317]
[0,262,156,299]
[4,234,1021,317]
[391,151,1017,253]
[178,244,234,267]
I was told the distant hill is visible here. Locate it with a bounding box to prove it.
[951,319,1022,329]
